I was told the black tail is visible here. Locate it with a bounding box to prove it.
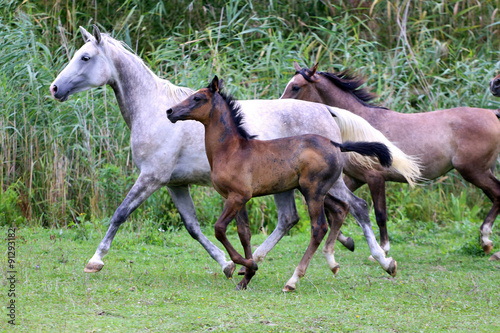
[332,141,392,168]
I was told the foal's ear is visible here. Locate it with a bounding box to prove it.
[310,63,319,75]
[80,26,93,43]
[209,75,221,93]
[293,61,302,72]
[93,24,102,44]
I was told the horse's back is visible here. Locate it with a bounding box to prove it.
[238,99,342,141]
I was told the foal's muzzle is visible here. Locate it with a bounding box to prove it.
[166,108,177,123]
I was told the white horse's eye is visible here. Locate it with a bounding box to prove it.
[81,56,90,62]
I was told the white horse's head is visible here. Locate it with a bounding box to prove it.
[50,25,114,102]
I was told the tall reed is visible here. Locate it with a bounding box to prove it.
[2,0,500,233]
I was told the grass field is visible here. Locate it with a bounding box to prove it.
[3,1,500,331]
[2,218,499,332]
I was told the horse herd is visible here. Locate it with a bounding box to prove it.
[50,25,500,291]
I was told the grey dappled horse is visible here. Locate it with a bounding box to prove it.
[50,26,419,278]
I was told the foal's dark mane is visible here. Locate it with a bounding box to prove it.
[297,68,387,110]
[218,90,257,140]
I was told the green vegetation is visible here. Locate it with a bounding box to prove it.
[2,0,500,230]
[1,223,498,332]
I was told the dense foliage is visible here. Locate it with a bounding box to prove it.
[2,0,500,234]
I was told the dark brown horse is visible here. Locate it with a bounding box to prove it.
[282,63,500,262]
[167,76,395,291]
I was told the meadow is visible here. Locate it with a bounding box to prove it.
[1,221,499,332]
[1,0,500,331]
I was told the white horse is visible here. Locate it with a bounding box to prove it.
[50,25,419,279]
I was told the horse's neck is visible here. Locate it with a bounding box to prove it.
[107,46,183,130]
[320,84,390,126]
[204,103,242,165]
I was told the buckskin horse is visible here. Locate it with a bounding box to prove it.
[282,62,500,261]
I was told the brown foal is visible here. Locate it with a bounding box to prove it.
[167,76,394,290]
[283,63,500,261]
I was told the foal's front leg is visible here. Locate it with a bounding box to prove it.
[168,185,235,278]
[214,195,259,283]
[235,205,257,289]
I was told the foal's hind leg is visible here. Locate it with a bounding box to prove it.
[283,196,328,292]
[168,185,235,278]
[455,167,500,257]
[85,173,162,273]
[322,193,349,276]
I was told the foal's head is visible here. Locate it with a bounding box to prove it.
[167,75,255,139]
[166,75,223,124]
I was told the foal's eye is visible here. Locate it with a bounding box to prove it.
[291,85,300,92]
[81,56,91,62]
[193,96,201,101]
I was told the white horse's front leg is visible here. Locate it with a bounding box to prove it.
[85,173,162,273]
[168,185,235,278]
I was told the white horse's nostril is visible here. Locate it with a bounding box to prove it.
[50,85,58,97]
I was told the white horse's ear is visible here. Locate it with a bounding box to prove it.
[293,61,302,71]
[79,26,93,43]
[93,24,102,44]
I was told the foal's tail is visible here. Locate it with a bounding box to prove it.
[326,106,421,186]
[333,141,392,168]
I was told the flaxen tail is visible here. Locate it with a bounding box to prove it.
[326,106,421,186]
[333,141,392,168]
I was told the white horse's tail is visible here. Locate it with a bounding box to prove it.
[327,106,421,186]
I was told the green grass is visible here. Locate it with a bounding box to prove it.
[2,2,500,329]
[1,221,498,332]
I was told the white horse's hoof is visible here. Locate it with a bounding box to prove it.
[84,260,104,273]
[386,258,397,277]
[223,262,236,278]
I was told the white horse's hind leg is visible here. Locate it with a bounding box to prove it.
[85,174,162,273]
[168,185,235,278]
[252,190,300,262]
[329,183,397,277]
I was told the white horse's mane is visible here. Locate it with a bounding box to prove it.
[100,34,195,103]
